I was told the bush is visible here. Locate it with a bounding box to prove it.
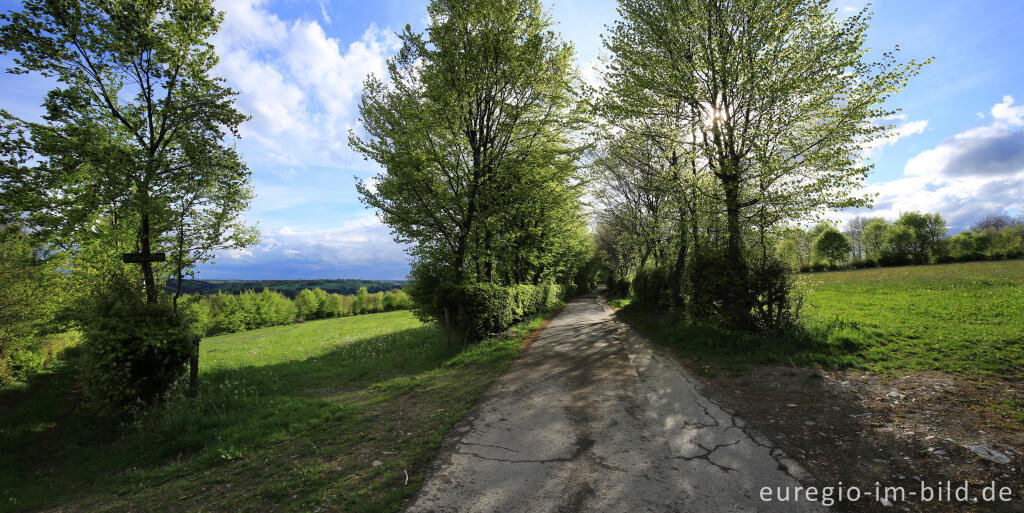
[849,259,877,269]
[205,292,245,335]
[80,277,196,416]
[459,283,516,341]
[294,289,320,321]
[456,282,566,342]
[748,257,802,331]
[632,267,670,306]
[687,249,727,319]
[0,230,65,385]
[812,227,851,266]
[5,347,46,380]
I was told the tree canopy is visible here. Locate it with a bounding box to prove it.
[351,0,593,342]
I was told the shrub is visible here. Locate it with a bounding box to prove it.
[456,282,565,342]
[5,347,46,381]
[748,257,802,331]
[880,224,914,266]
[687,249,726,319]
[80,277,196,416]
[457,283,515,341]
[632,267,669,306]
[180,295,211,338]
[206,292,245,335]
[294,289,320,321]
[255,288,296,326]
[311,288,330,318]
[0,230,65,384]
[322,293,345,317]
[812,227,851,266]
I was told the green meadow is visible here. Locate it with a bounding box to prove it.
[0,308,555,512]
[615,260,1024,377]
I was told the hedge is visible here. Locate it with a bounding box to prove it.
[457,283,567,341]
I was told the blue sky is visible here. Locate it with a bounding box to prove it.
[1,0,1023,279]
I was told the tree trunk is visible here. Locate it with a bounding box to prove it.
[722,177,751,328]
[669,208,688,309]
[140,213,158,304]
[485,231,494,282]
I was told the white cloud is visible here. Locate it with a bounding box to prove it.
[580,57,606,90]
[838,96,1024,230]
[212,0,399,167]
[863,114,929,155]
[215,0,286,48]
[210,215,410,278]
[319,0,332,24]
[905,104,1024,178]
[991,95,1024,126]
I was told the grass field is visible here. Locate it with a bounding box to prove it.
[0,308,557,512]
[614,260,1024,377]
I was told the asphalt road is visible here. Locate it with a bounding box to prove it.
[403,292,823,513]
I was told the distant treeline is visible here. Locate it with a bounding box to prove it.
[167,278,407,298]
[180,287,412,338]
[779,213,1024,272]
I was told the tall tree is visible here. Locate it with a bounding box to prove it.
[602,0,926,327]
[351,0,587,343]
[1,0,254,304]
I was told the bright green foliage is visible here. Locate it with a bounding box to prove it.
[0,308,557,512]
[861,219,890,261]
[0,230,68,384]
[458,283,565,341]
[775,238,801,270]
[352,286,369,315]
[79,275,196,415]
[881,224,915,265]
[0,0,256,303]
[894,211,947,263]
[812,227,851,266]
[961,224,1024,261]
[599,0,926,328]
[351,0,593,342]
[294,289,320,321]
[179,288,412,337]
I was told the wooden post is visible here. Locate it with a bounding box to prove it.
[122,252,166,264]
[123,251,200,397]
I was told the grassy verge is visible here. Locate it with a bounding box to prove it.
[0,306,560,512]
[611,260,1024,377]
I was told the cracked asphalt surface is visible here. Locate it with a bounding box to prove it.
[403,293,822,512]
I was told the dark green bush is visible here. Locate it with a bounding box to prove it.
[459,283,516,341]
[457,282,566,342]
[80,278,196,416]
[687,249,726,319]
[632,267,670,306]
[748,257,802,331]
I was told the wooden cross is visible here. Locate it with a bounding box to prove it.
[122,252,166,264]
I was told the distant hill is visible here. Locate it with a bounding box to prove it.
[167,279,407,298]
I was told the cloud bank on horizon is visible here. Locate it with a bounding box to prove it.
[837,95,1024,228]
[5,0,1017,279]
